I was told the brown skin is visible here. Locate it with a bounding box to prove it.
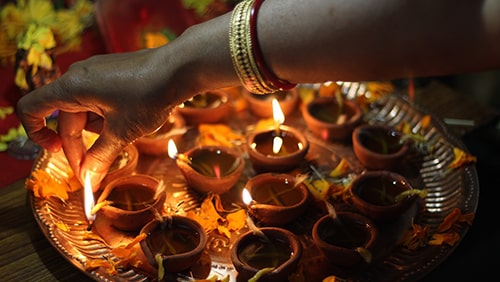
[16,0,500,190]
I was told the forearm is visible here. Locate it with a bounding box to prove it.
[170,0,500,97]
[260,0,500,81]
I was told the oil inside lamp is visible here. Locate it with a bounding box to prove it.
[169,139,245,194]
[247,99,309,172]
[230,226,303,282]
[84,171,96,230]
[242,173,309,226]
[311,212,377,267]
[139,215,208,273]
[95,174,166,231]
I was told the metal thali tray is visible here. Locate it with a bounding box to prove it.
[29,89,479,282]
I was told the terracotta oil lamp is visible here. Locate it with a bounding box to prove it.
[349,170,420,222]
[247,125,309,173]
[231,227,302,282]
[247,99,309,173]
[312,212,377,267]
[176,90,232,125]
[95,174,166,231]
[139,215,207,273]
[242,88,299,118]
[302,96,362,142]
[134,110,186,156]
[352,124,411,170]
[100,144,139,189]
[243,173,309,226]
[169,140,245,194]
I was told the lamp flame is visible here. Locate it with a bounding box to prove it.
[84,171,95,222]
[242,188,253,206]
[167,139,178,159]
[272,98,285,127]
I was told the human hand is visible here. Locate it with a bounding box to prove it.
[17,48,185,191]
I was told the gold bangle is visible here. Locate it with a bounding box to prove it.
[229,0,275,94]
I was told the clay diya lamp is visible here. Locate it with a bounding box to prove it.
[246,125,310,173]
[100,144,139,189]
[169,141,245,194]
[176,90,232,124]
[302,96,362,141]
[243,173,309,226]
[242,88,299,118]
[349,170,421,222]
[352,124,411,170]
[312,212,377,267]
[231,227,302,282]
[134,110,186,155]
[96,174,166,231]
[139,215,207,273]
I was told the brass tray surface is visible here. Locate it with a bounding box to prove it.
[29,92,479,282]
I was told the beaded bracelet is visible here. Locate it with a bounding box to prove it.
[229,0,296,94]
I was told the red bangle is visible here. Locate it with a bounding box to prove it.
[249,0,296,91]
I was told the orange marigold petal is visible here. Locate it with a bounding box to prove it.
[226,209,247,231]
[187,194,223,233]
[458,212,475,225]
[429,232,460,247]
[400,221,430,250]
[217,225,231,239]
[437,208,461,232]
[449,147,477,169]
[26,169,69,200]
[328,158,349,178]
[420,115,432,130]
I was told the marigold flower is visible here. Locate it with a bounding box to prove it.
[449,147,477,169]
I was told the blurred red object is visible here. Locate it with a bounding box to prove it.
[94,0,198,53]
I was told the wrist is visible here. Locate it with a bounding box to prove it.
[158,13,240,101]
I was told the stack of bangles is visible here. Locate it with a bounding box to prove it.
[229,0,297,94]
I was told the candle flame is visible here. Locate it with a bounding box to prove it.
[272,98,284,127]
[84,171,95,222]
[167,139,178,159]
[242,188,253,206]
[272,136,283,154]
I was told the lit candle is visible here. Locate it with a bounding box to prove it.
[84,171,96,230]
[242,188,266,238]
[167,139,191,164]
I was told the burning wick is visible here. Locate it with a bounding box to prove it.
[168,139,191,164]
[242,188,267,238]
[271,98,285,154]
[84,171,96,231]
